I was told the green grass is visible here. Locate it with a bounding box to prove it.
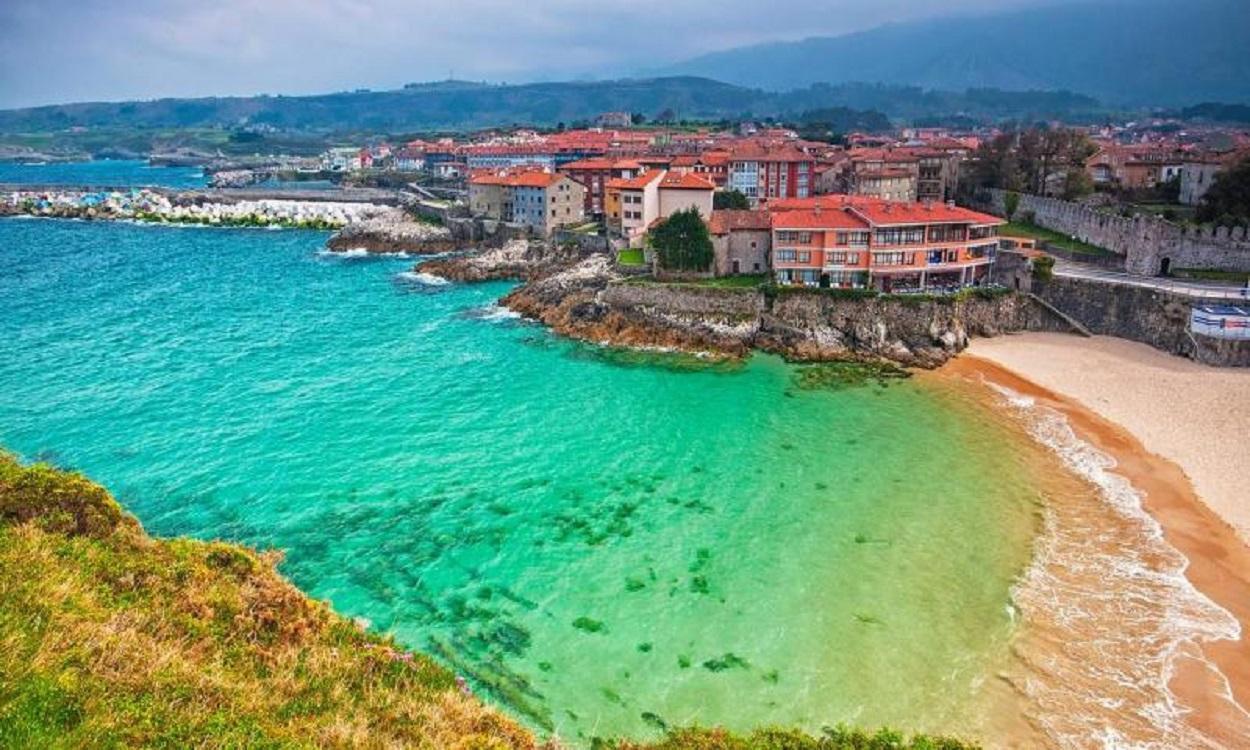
[1172,267,1250,283]
[1000,220,1113,257]
[685,274,767,289]
[1132,203,1196,222]
[617,248,646,266]
[0,452,533,749]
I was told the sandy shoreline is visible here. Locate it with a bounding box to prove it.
[966,334,1250,545]
[946,333,1250,747]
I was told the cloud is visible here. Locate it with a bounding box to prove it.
[0,0,1063,108]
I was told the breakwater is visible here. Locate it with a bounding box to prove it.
[2,185,396,229]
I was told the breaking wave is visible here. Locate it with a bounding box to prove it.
[394,270,450,286]
[988,382,1245,749]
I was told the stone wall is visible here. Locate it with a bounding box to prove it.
[1032,275,1250,365]
[982,189,1250,275]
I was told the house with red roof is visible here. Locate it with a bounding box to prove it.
[605,170,715,245]
[708,210,772,276]
[768,197,1004,292]
[468,170,586,236]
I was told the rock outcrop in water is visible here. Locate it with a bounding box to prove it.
[419,238,587,282]
[326,210,458,254]
[423,247,1054,367]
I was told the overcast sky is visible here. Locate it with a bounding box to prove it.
[0,0,1064,109]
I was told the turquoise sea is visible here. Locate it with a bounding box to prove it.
[0,219,1045,744]
[0,159,206,189]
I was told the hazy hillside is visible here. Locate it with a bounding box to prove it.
[0,76,1109,137]
[660,0,1250,106]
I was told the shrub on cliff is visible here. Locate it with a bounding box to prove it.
[1032,255,1055,281]
[648,208,714,272]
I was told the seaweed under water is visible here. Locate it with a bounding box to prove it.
[790,361,912,392]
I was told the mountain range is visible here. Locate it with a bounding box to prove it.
[0,78,1108,135]
[659,0,1250,107]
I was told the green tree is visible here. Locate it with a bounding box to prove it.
[648,208,713,272]
[713,189,750,210]
[968,127,1096,197]
[1197,157,1250,225]
[1061,167,1094,200]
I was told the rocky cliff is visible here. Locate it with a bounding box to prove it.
[424,248,1052,367]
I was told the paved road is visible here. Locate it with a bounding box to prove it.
[1053,259,1250,301]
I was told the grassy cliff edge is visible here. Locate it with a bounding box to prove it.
[0,453,976,749]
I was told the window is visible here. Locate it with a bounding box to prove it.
[825,252,859,265]
[873,252,914,266]
[776,249,810,263]
[874,227,926,245]
[776,231,812,244]
[835,231,870,247]
[929,225,967,243]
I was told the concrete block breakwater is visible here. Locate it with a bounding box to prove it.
[982,188,1250,276]
[2,186,393,229]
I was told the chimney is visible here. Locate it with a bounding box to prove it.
[946,200,956,209]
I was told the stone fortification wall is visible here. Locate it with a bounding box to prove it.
[982,189,1250,275]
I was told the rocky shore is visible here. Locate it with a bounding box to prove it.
[325,210,458,254]
[418,248,1056,367]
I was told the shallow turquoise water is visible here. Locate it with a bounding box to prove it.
[0,218,1041,744]
[0,159,205,188]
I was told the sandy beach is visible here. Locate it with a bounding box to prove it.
[968,333,1250,544]
[947,332,1250,747]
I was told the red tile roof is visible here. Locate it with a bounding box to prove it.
[708,210,773,234]
[848,201,1003,226]
[770,208,870,230]
[470,170,565,188]
[729,144,813,163]
[561,157,643,171]
[559,157,616,170]
[605,171,664,190]
[659,172,715,190]
[766,194,1002,227]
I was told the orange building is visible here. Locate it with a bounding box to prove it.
[769,197,1003,292]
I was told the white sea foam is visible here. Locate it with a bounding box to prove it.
[470,303,522,322]
[315,247,371,259]
[395,270,450,286]
[987,381,1244,749]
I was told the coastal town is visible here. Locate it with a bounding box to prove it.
[4,2,1250,746]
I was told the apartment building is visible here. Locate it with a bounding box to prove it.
[769,197,1003,292]
[728,145,814,205]
[468,171,586,236]
[557,158,644,215]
